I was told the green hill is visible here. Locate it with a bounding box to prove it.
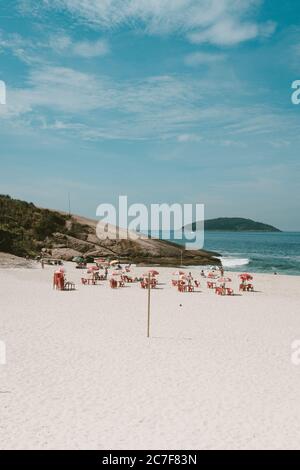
[0,194,70,256]
[185,217,281,232]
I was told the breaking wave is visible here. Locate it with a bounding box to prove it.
[219,257,250,268]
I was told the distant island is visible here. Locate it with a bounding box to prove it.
[184,217,281,232]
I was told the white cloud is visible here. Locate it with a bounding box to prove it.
[189,18,276,46]
[188,18,258,46]
[50,34,109,57]
[184,51,226,66]
[48,34,72,52]
[72,39,109,57]
[2,62,298,143]
[0,30,109,63]
[41,0,275,46]
[0,30,38,64]
[177,133,202,142]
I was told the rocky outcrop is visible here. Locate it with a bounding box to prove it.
[50,248,83,261]
[54,213,221,267]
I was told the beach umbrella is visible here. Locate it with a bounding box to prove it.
[172,270,185,276]
[207,272,218,278]
[239,273,253,281]
[217,277,232,284]
[145,269,159,276]
[110,260,120,266]
[90,266,99,271]
[95,258,106,263]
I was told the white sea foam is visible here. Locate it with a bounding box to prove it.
[219,257,250,268]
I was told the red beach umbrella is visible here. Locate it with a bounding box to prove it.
[239,273,253,281]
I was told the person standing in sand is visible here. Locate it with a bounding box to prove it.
[187,272,193,287]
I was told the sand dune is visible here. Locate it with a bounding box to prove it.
[1,264,300,449]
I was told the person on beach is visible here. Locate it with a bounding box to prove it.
[220,266,224,277]
[187,272,193,287]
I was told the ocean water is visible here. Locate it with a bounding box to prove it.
[154,231,300,276]
[203,231,300,276]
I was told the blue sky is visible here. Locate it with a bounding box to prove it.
[0,0,300,230]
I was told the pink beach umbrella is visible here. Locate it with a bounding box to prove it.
[207,272,218,278]
[217,277,232,284]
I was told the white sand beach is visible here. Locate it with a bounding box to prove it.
[1,263,300,450]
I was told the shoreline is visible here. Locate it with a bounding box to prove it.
[1,252,300,277]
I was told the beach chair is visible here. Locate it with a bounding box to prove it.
[215,286,224,295]
[110,279,118,288]
[64,281,75,291]
[53,272,64,290]
[178,281,186,292]
[81,278,96,285]
[194,280,200,288]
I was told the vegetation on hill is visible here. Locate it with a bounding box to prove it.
[0,195,70,256]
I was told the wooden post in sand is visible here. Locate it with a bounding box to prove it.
[147,273,151,338]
